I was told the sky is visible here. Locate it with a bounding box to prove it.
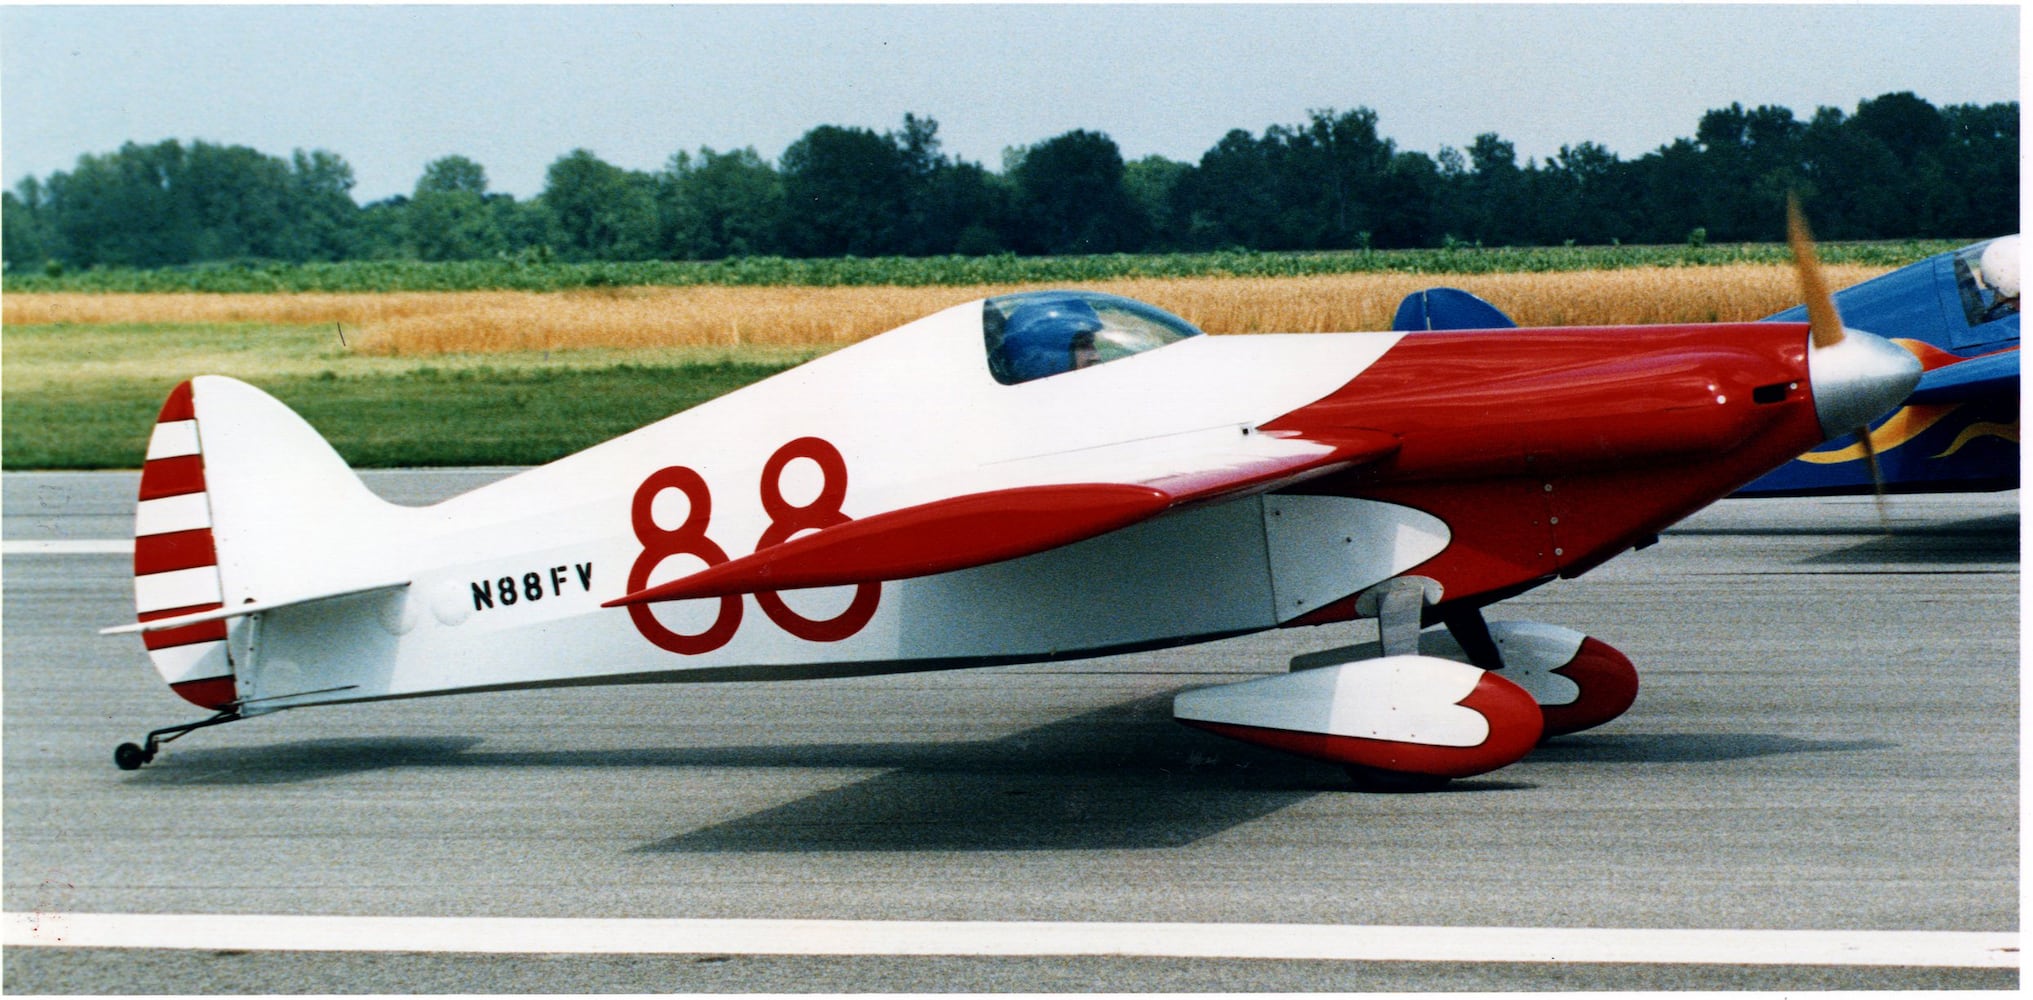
[0,3,2021,204]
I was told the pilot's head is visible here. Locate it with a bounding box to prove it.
[1001,296,1105,382]
[1070,331,1101,369]
[1979,235,2020,302]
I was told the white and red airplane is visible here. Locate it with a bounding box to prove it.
[106,213,1920,788]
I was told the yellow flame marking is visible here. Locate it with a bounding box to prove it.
[1796,404,1960,464]
[1934,420,2019,459]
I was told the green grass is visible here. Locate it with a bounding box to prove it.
[1,240,1960,293]
[0,236,1966,468]
[2,323,804,468]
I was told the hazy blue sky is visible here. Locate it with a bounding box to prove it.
[2,4,2020,203]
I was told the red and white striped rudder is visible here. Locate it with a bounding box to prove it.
[124,376,404,712]
[133,381,237,709]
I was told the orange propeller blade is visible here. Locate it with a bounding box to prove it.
[1855,424,1891,532]
[1787,194,1845,349]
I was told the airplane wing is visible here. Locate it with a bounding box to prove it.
[1905,347,2019,404]
[605,427,1400,606]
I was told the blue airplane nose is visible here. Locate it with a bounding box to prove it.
[1807,327,1923,439]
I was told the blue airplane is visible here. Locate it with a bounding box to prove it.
[1391,235,2020,495]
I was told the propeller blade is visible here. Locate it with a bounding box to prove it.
[1787,194,1846,349]
[1794,194,1893,526]
[1854,424,1891,532]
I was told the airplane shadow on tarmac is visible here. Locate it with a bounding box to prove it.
[1670,512,2019,566]
[123,694,1515,851]
[121,700,1888,852]
[1530,732,1892,764]
[119,736,487,786]
[632,725,1887,853]
[631,694,1407,854]
[1801,513,2019,567]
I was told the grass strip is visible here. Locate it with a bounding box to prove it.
[4,321,813,468]
[3,361,795,469]
[2,241,1958,294]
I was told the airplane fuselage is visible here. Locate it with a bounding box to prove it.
[205,303,1826,713]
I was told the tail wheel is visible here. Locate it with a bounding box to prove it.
[110,709,240,771]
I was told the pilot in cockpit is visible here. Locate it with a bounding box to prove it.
[998,297,1108,382]
[1977,235,2019,321]
[984,289,1204,385]
[1069,330,1101,370]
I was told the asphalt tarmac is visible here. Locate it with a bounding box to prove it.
[2,471,2018,992]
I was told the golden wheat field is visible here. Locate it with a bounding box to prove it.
[3,263,1890,356]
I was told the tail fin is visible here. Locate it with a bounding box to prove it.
[128,376,403,709]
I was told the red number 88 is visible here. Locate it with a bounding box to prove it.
[624,437,879,654]
[754,437,880,642]
[625,465,742,654]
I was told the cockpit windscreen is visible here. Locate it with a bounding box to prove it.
[1951,235,2021,328]
[983,290,1203,385]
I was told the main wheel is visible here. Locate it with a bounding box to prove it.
[1344,764,1451,793]
[113,742,148,771]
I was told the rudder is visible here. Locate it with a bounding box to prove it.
[129,376,400,709]
[134,381,235,708]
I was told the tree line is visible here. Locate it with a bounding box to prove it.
[2,92,2017,273]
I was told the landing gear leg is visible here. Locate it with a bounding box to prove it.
[114,710,241,770]
[1355,575,1440,657]
[1442,605,1506,671]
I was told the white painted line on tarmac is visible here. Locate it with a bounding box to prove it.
[2,539,132,555]
[2,914,2015,968]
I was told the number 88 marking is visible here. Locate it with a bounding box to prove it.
[625,465,741,655]
[624,437,879,654]
[755,437,880,642]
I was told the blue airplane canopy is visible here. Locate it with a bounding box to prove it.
[998,295,1106,383]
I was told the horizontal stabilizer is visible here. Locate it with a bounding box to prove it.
[103,579,410,635]
[1906,348,2019,404]
[608,428,1401,606]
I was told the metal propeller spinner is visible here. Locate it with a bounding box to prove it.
[1788,194,1891,526]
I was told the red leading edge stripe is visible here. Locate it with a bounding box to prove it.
[609,482,1173,606]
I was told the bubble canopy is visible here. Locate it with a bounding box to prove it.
[983,290,1204,385]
